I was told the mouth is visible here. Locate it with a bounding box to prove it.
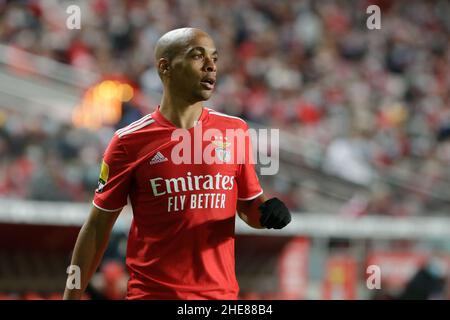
[200,77,216,90]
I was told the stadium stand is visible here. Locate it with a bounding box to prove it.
[0,0,449,299]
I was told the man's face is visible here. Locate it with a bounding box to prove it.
[168,34,218,103]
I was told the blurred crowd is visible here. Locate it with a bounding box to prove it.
[0,109,109,201]
[0,0,450,215]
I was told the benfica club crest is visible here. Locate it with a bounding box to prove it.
[212,136,231,163]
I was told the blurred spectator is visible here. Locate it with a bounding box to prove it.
[322,130,376,185]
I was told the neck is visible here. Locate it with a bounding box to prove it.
[159,92,204,129]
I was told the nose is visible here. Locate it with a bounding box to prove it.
[204,57,216,73]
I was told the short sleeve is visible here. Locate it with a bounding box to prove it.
[235,124,263,201]
[93,134,133,211]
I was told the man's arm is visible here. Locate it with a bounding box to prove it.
[237,194,291,230]
[63,206,121,300]
[237,194,267,229]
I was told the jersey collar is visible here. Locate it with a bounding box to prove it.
[151,105,210,129]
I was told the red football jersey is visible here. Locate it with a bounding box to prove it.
[93,106,263,300]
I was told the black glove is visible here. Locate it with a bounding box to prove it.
[259,197,292,229]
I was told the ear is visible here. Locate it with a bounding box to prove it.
[158,58,170,75]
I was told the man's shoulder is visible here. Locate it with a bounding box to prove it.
[114,114,156,140]
[206,108,248,129]
[108,113,163,159]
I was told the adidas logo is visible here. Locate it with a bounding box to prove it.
[149,151,168,165]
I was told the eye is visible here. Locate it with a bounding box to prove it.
[192,53,203,60]
[213,57,218,63]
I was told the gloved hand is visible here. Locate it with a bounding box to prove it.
[259,197,292,229]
